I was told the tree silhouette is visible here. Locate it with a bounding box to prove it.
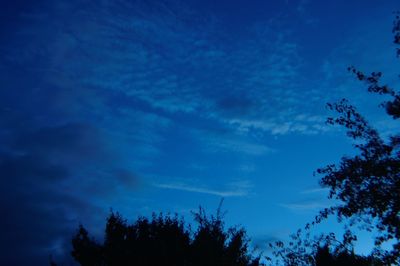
[71,225,103,265]
[267,13,400,266]
[267,229,383,266]
[313,13,400,264]
[71,207,262,266]
[190,206,259,266]
[314,244,383,266]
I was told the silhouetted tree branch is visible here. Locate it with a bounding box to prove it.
[314,13,400,264]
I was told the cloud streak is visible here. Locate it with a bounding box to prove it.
[154,180,252,197]
[279,201,331,211]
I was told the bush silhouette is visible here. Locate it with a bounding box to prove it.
[314,244,383,266]
[71,208,262,266]
[267,229,384,266]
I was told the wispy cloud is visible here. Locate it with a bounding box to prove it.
[15,0,329,139]
[279,201,330,211]
[300,187,329,194]
[280,186,331,212]
[203,137,275,156]
[227,116,329,136]
[154,180,252,197]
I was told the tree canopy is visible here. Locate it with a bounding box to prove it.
[70,207,262,266]
[313,12,400,264]
[265,13,400,266]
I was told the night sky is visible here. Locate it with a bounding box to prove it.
[1,0,400,265]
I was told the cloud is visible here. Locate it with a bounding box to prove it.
[279,201,330,211]
[13,123,104,159]
[0,121,136,265]
[0,154,69,182]
[154,179,252,197]
[204,137,275,156]
[215,93,256,117]
[0,151,104,265]
[227,117,328,136]
[3,0,329,140]
[113,168,140,189]
[279,187,331,212]
[300,187,330,194]
[192,128,275,156]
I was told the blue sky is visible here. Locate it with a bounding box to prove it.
[1,0,400,264]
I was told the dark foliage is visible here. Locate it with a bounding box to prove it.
[267,13,400,266]
[267,229,383,266]
[314,13,400,264]
[314,245,382,266]
[71,208,261,266]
